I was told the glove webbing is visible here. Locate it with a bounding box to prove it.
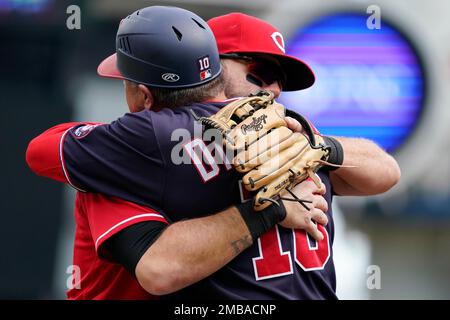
[257,167,322,211]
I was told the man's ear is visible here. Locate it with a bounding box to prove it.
[138,84,154,110]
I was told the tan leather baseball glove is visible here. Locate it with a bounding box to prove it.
[196,91,331,211]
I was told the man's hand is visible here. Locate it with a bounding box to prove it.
[279,179,328,241]
[285,116,304,134]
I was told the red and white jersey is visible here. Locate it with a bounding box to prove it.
[67,193,167,300]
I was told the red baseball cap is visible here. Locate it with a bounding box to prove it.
[208,13,315,91]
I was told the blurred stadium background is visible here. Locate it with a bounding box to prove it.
[1,0,449,299]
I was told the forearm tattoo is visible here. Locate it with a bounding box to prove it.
[230,235,253,255]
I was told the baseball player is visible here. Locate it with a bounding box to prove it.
[207,13,401,198]
[27,6,331,299]
[26,8,400,299]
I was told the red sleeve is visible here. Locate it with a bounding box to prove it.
[26,122,101,182]
[79,193,168,254]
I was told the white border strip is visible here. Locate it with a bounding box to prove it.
[95,213,166,249]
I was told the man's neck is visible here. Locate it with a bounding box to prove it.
[207,91,228,102]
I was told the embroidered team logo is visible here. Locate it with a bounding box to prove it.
[73,124,100,139]
[271,32,285,53]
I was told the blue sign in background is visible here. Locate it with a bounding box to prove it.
[279,13,425,152]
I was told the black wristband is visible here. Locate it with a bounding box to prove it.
[236,200,286,241]
[323,136,344,171]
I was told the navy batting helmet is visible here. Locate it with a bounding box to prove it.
[97,6,222,88]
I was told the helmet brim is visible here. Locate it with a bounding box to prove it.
[97,53,124,80]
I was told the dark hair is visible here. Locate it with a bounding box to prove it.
[149,73,225,109]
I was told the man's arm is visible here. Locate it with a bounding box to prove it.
[26,114,165,206]
[329,137,401,196]
[135,206,251,295]
[99,180,328,296]
[285,117,401,196]
[26,122,101,182]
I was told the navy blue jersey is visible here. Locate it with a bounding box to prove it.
[62,102,337,300]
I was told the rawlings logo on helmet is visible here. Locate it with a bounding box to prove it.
[162,73,180,82]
